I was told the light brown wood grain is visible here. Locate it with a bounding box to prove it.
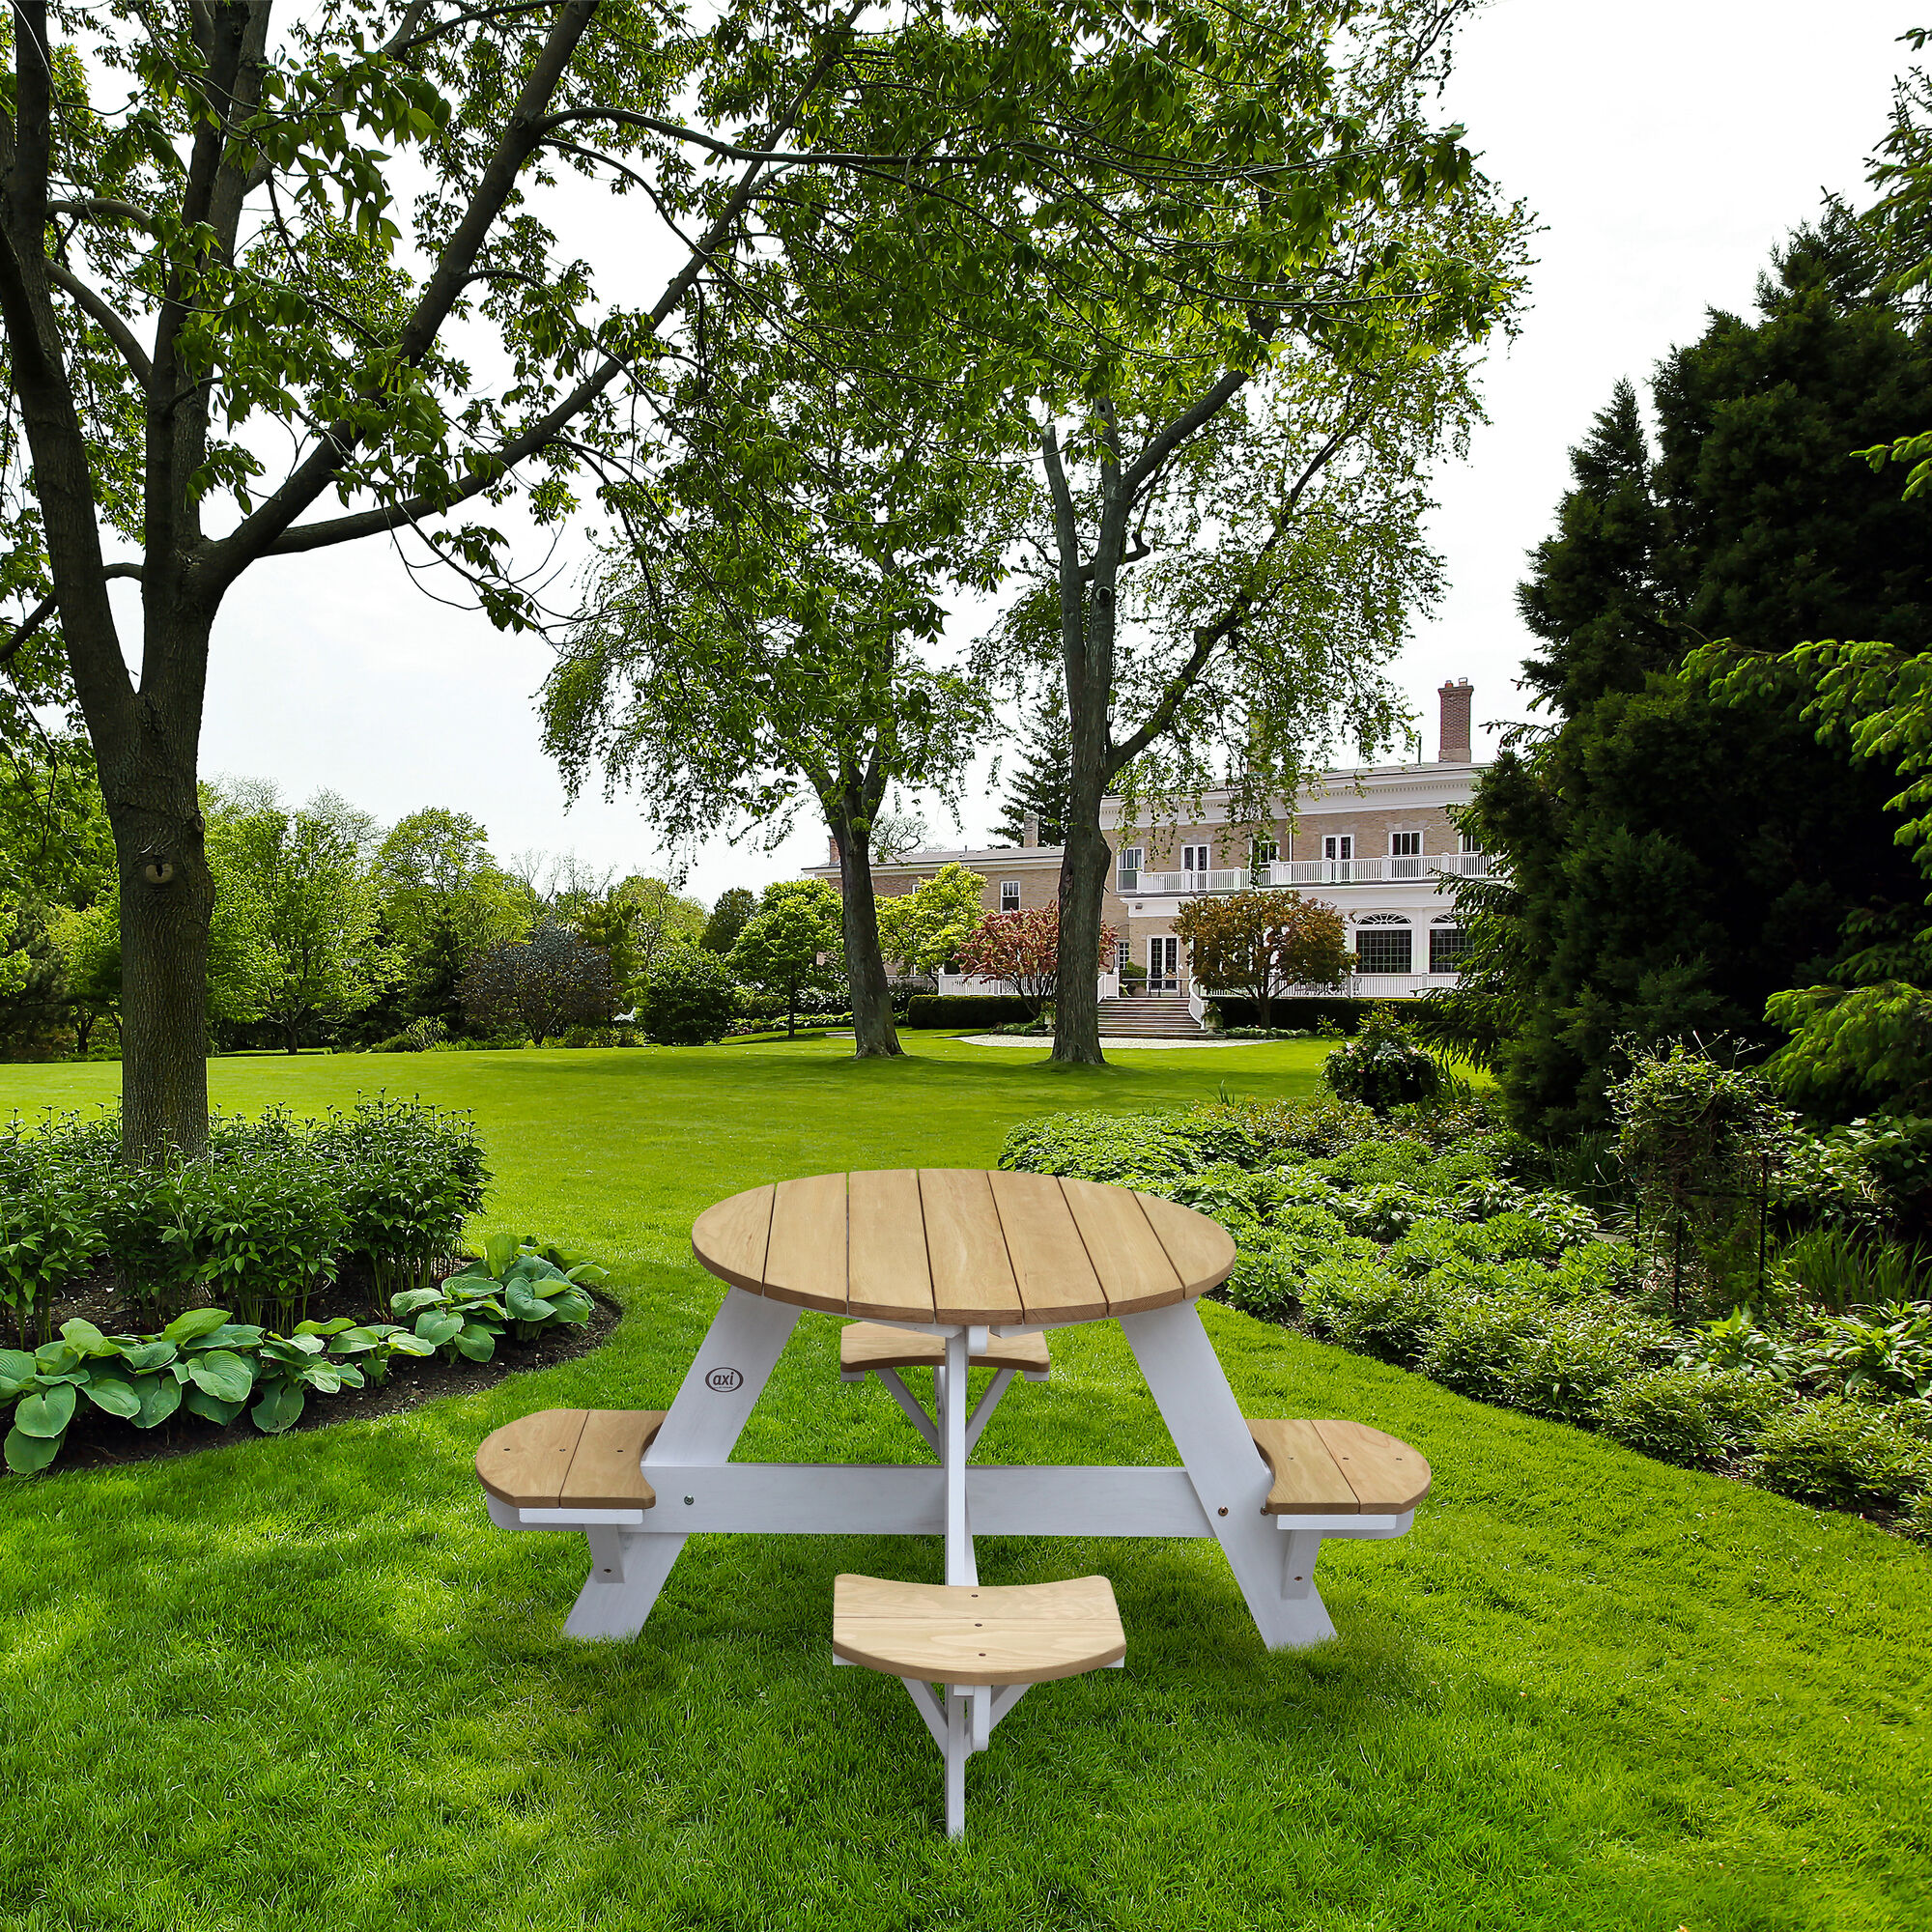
[765,1172,850,1313]
[690,1184,776,1293]
[558,1409,667,1509]
[1246,1418,1358,1515]
[1061,1179,1184,1312]
[987,1171,1108,1323]
[920,1169,1024,1324]
[1311,1419,1432,1513]
[1135,1191,1238,1296]
[832,1573,1125,1685]
[475,1407,586,1508]
[839,1321,1050,1376]
[846,1170,934,1322]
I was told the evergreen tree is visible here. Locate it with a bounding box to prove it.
[1443,221,1932,1135]
[995,687,1074,847]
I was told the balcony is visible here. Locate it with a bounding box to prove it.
[1119,853,1494,895]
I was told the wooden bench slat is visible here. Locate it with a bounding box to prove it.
[559,1409,668,1509]
[1311,1419,1432,1514]
[767,1173,850,1313]
[690,1184,776,1293]
[476,1407,587,1508]
[987,1172,1107,1324]
[833,1574,1124,1686]
[1135,1191,1238,1296]
[921,1169,1024,1324]
[840,1321,1049,1377]
[1246,1419,1359,1515]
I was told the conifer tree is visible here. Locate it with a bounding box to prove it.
[994,688,1073,847]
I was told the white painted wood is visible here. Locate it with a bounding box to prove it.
[964,1368,1015,1452]
[990,1682,1031,1727]
[876,1366,940,1453]
[943,1327,975,1586]
[1119,1300,1339,1650]
[900,1676,949,1754]
[561,1287,800,1640]
[584,1526,630,1583]
[1280,1528,1321,1601]
[969,1684,991,1754]
[514,1506,648,1528]
[1274,1510,1414,1540]
[945,1689,966,1837]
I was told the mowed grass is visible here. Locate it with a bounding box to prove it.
[1,1033,1927,1932]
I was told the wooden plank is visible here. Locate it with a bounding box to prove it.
[1135,1191,1238,1297]
[764,1172,850,1313]
[921,1169,1023,1325]
[1247,1419,1358,1515]
[845,1170,934,1322]
[558,1409,667,1509]
[691,1183,776,1293]
[1061,1179,1184,1314]
[475,1408,586,1508]
[987,1171,1107,1324]
[1312,1419,1432,1513]
[839,1320,1049,1376]
[832,1573,1125,1686]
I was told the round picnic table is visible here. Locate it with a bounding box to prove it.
[689,1166,1236,1328]
[504,1169,1422,1651]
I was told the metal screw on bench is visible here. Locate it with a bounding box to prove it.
[1217,1506,1228,1517]
[684,1495,694,1505]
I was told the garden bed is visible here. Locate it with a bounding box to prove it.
[22,1260,621,1473]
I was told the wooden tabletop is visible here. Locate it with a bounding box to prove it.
[691,1169,1236,1327]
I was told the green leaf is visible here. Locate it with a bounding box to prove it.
[390,1287,444,1316]
[122,1341,178,1373]
[414,1311,463,1347]
[452,1323,497,1362]
[294,1317,355,1337]
[505,1280,554,1321]
[4,1425,62,1473]
[186,1350,255,1403]
[484,1232,518,1277]
[133,1375,183,1429]
[81,1373,142,1419]
[183,1388,246,1426]
[59,1318,113,1355]
[14,1383,76,1437]
[0,1350,35,1397]
[162,1306,231,1345]
[385,1332,438,1359]
[191,1324,264,1350]
[250,1381,305,1434]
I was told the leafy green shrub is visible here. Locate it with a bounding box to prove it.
[999,1112,1208,1187]
[1800,1304,1932,1401]
[1417,1293,1547,1400]
[1674,1305,1804,1383]
[392,1233,600,1362]
[640,948,739,1045]
[1596,1365,1779,1465]
[1505,1302,1668,1424]
[1321,1006,1440,1113]
[0,1113,114,1347]
[1301,1261,1447,1363]
[1748,1397,1932,1510]
[560,1024,619,1048]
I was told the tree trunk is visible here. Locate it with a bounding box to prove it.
[1052,807,1112,1065]
[111,783,215,1163]
[830,813,903,1060]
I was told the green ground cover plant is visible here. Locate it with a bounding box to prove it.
[1002,1093,1932,1527]
[0,1036,1926,1929]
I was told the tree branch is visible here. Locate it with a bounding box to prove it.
[45,260,155,389]
[0,561,143,671]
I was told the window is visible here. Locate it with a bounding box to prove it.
[1322,835,1353,862]
[1250,837,1278,867]
[1354,926,1412,976]
[1117,845,1143,892]
[1390,831,1422,856]
[1181,842,1210,874]
[999,879,1021,912]
[1459,830,1483,855]
[1430,926,1471,974]
[1115,939,1131,974]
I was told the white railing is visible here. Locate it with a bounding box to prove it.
[936,971,1119,1001]
[1120,854,1493,894]
[1208,974,1456,1002]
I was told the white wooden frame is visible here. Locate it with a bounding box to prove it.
[485,1288,1413,1648]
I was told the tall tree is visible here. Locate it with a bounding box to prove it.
[700,888,755,957]
[0,0,1119,1154]
[993,684,1073,848]
[1436,219,1932,1134]
[727,880,842,1037]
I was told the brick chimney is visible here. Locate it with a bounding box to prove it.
[1437,678,1472,764]
[829,835,840,866]
[1022,810,1039,848]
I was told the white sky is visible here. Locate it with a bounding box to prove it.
[189,0,1920,908]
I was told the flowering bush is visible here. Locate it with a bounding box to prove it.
[955,906,1117,1018]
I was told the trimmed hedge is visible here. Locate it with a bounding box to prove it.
[905,995,1035,1028]
[1207,996,1408,1033]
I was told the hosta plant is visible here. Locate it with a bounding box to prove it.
[391,1235,599,1363]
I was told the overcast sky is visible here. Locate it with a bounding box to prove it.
[189,0,1920,906]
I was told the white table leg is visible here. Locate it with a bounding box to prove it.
[563,1287,800,1640]
[1119,1300,1338,1651]
[941,1326,976,1586]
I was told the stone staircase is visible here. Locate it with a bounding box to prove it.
[1095,995,1206,1039]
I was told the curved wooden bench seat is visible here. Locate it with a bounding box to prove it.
[839,1321,1050,1380]
[1246,1419,1431,1516]
[833,1573,1124,1686]
[477,1408,667,1511]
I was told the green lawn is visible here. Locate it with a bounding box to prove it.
[2,1035,1927,1932]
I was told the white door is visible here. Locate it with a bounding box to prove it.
[1148,937,1179,992]
[1322,835,1353,880]
[1181,843,1210,883]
